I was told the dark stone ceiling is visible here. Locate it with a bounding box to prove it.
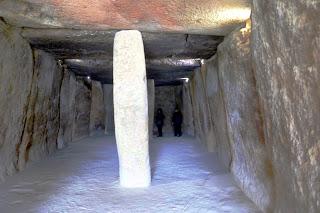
[21,29,223,85]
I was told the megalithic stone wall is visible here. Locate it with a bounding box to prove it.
[0,21,34,181]
[252,1,320,212]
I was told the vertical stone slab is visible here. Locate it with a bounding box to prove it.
[252,1,320,212]
[113,30,151,188]
[57,70,77,149]
[0,21,33,182]
[18,50,63,168]
[90,80,105,135]
[190,68,216,151]
[103,84,114,135]
[182,82,195,136]
[71,77,91,141]
[217,26,273,212]
[147,80,155,139]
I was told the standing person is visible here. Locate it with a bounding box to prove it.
[155,108,165,137]
[172,108,183,137]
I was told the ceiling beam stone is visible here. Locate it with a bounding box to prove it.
[0,0,251,35]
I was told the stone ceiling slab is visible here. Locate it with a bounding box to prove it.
[64,58,199,83]
[21,29,223,59]
[0,0,251,35]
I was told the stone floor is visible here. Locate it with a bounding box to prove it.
[0,133,260,212]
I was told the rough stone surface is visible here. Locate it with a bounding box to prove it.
[58,71,93,145]
[147,80,155,138]
[252,1,320,212]
[0,21,33,181]
[190,69,216,151]
[90,81,105,134]
[113,30,150,187]
[189,26,273,211]
[103,84,114,135]
[154,86,183,134]
[0,0,251,35]
[17,50,63,170]
[21,29,222,60]
[21,28,221,85]
[217,27,273,212]
[181,82,195,136]
[201,56,231,169]
[71,77,92,141]
[57,70,77,148]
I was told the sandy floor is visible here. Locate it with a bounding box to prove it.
[0,133,260,213]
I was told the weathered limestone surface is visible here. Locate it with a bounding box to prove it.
[57,70,77,148]
[0,0,251,35]
[113,30,150,187]
[154,86,182,134]
[103,84,114,135]
[90,80,105,134]
[202,56,231,169]
[147,80,155,138]
[252,1,320,212]
[17,50,63,169]
[71,77,92,141]
[181,82,194,136]
[0,22,95,182]
[189,26,274,211]
[58,70,92,144]
[0,21,33,181]
[190,69,216,151]
[217,27,273,212]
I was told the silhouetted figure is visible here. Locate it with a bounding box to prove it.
[172,108,183,137]
[155,108,165,137]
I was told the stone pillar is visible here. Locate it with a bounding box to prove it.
[113,30,151,188]
[103,84,114,135]
[147,79,155,139]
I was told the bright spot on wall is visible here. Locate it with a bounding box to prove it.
[180,78,189,83]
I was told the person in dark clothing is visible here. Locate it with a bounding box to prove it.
[155,108,165,137]
[172,108,183,137]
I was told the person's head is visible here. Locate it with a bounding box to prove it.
[157,108,163,114]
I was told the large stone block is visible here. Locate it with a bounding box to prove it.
[58,71,93,145]
[17,50,63,169]
[90,80,105,134]
[182,82,195,136]
[71,77,91,141]
[252,1,320,212]
[0,21,33,181]
[190,69,216,151]
[57,69,77,148]
[217,26,273,212]
[113,30,151,187]
[103,84,114,135]
[202,56,231,169]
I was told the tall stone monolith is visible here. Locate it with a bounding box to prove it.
[113,30,151,188]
